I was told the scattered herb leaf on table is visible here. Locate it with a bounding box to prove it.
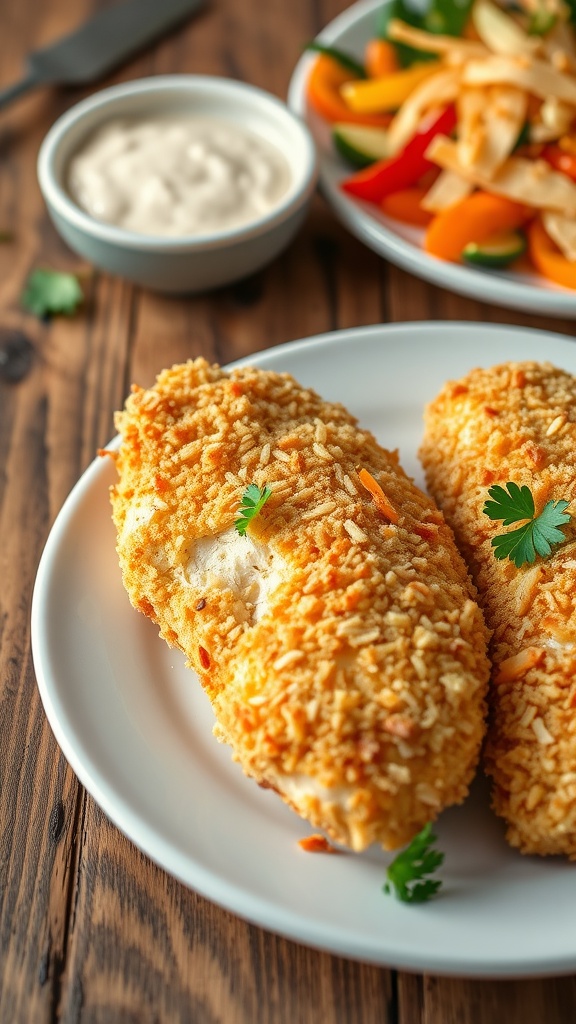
[21,268,83,318]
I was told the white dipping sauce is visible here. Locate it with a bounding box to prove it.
[67,116,293,237]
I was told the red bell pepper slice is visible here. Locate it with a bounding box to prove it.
[341,105,457,205]
[542,143,576,183]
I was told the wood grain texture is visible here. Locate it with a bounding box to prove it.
[1,0,576,1020]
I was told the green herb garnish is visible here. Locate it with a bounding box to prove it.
[21,268,83,318]
[305,41,366,77]
[483,482,571,569]
[384,823,444,903]
[234,484,272,536]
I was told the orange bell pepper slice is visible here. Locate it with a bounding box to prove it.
[364,39,400,78]
[307,55,392,127]
[424,192,531,263]
[381,187,433,226]
[528,217,576,290]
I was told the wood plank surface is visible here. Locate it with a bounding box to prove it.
[1,0,576,1021]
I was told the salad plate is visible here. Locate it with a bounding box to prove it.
[32,322,576,977]
[288,0,576,317]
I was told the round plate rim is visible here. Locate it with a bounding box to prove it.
[31,320,576,978]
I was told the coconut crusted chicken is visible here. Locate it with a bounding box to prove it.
[109,358,489,852]
[420,361,576,858]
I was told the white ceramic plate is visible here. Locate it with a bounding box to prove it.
[288,0,576,318]
[32,323,576,977]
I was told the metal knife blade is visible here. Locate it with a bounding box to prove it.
[0,0,207,111]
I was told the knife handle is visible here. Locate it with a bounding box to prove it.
[0,75,38,112]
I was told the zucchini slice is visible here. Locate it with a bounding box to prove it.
[462,230,527,268]
[332,124,392,168]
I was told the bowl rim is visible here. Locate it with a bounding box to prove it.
[37,74,319,253]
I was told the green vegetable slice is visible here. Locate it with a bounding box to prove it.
[332,124,392,168]
[462,230,527,268]
[513,121,531,150]
[528,6,557,34]
[305,42,366,78]
[378,0,474,66]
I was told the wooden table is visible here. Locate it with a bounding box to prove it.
[2,0,576,1020]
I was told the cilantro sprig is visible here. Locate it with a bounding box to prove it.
[234,484,272,536]
[384,823,444,904]
[483,482,571,569]
[21,268,83,318]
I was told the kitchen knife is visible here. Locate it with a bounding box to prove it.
[0,0,207,111]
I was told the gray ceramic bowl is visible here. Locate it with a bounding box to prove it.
[37,75,318,293]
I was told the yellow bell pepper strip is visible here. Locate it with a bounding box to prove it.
[528,217,576,290]
[306,55,393,127]
[340,61,441,113]
[341,105,456,204]
[365,39,400,78]
[424,191,531,263]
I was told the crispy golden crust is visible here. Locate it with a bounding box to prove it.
[110,358,489,851]
[420,360,576,858]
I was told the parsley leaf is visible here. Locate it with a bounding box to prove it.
[384,823,444,904]
[21,268,83,318]
[234,484,272,536]
[483,482,571,569]
[483,481,535,525]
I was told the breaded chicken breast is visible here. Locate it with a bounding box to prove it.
[109,358,489,852]
[420,361,576,858]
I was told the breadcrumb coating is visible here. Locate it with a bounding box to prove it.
[420,360,576,858]
[109,358,489,851]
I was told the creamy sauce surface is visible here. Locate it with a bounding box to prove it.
[67,116,292,237]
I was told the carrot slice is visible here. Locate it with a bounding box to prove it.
[381,187,433,226]
[298,834,339,853]
[424,191,531,263]
[365,38,400,78]
[357,467,399,523]
[307,55,392,127]
[528,217,576,290]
